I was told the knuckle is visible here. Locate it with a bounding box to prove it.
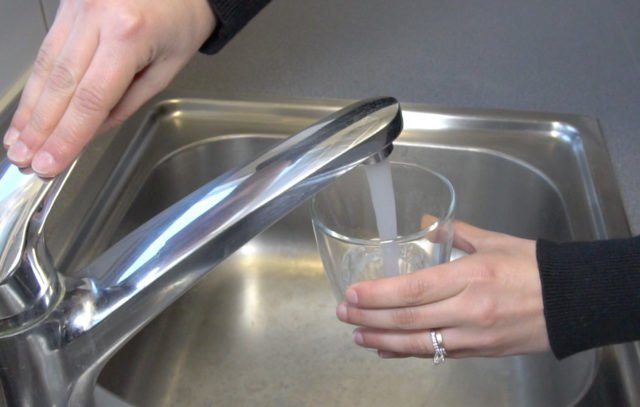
[110,8,147,40]
[48,63,77,94]
[78,0,108,14]
[473,297,498,328]
[26,111,52,136]
[80,1,147,40]
[399,277,429,305]
[463,261,498,291]
[406,335,430,354]
[473,260,497,281]
[391,307,420,328]
[74,86,107,115]
[33,46,54,78]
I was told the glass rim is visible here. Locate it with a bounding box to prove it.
[310,161,456,246]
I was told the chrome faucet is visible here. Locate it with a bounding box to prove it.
[0,97,402,406]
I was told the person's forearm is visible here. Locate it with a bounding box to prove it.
[537,235,640,358]
[201,0,272,54]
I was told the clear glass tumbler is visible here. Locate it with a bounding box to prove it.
[311,161,455,301]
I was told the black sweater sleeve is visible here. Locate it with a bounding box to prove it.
[537,235,640,359]
[200,0,272,54]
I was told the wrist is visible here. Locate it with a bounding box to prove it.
[537,236,640,358]
[199,0,271,55]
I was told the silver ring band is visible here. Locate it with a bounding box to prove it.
[430,329,447,365]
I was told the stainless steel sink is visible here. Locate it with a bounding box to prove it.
[35,96,638,406]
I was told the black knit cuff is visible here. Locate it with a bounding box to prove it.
[537,236,640,359]
[200,0,271,54]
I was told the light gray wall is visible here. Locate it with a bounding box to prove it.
[41,0,57,28]
[0,0,47,107]
[169,0,640,233]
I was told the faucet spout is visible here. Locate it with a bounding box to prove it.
[363,143,394,165]
[0,97,402,406]
[72,96,402,336]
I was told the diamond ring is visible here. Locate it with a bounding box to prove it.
[430,329,447,365]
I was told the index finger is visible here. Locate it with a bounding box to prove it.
[31,43,138,176]
[345,258,470,309]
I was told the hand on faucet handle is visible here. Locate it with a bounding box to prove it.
[3,0,216,177]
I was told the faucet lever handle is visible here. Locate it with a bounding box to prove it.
[0,160,53,281]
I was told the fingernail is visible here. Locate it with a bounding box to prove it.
[3,127,19,147]
[346,288,358,305]
[7,140,31,163]
[336,302,348,321]
[32,151,56,175]
[352,329,364,345]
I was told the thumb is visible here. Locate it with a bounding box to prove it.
[451,220,494,254]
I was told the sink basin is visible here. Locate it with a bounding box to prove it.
[37,96,637,406]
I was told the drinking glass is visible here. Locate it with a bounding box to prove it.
[311,161,455,301]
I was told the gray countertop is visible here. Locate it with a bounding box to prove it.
[169,0,640,235]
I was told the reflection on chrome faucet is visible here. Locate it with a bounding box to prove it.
[0,97,402,406]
